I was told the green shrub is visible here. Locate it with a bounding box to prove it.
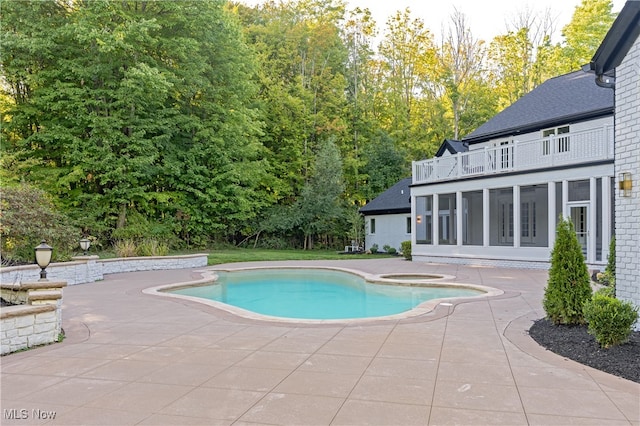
[387,247,397,255]
[605,236,615,277]
[604,237,616,288]
[595,286,615,298]
[113,239,138,257]
[370,243,378,253]
[400,240,412,260]
[0,184,80,264]
[543,217,592,325]
[583,293,638,348]
[137,239,170,256]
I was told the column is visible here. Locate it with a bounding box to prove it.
[548,181,556,249]
[602,176,611,264]
[433,194,439,246]
[483,188,490,247]
[589,177,597,264]
[456,191,463,246]
[562,180,569,218]
[411,195,416,246]
[514,185,520,248]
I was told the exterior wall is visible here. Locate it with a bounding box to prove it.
[0,254,208,286]
[469,117,614,150]
[364,213,411,253]
[614,34,640,327]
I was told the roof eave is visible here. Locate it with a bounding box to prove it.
[359,207,411,216]
[590,0,640,76]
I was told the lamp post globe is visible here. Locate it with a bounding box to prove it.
[35,240,53,280]
[79,238,91,256]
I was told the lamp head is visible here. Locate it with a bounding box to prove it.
[79,237,91,254]
[35,240,53,280]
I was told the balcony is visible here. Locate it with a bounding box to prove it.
[412,126,614,185]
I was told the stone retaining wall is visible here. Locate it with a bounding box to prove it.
[1,281,66,355]
[0,254,208,286]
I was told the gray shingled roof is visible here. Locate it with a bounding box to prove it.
[359,178,411,215]
[435,139,469,157]
[464,71,614,143]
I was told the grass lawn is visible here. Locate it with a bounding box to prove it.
[207,248,395,265]
[91,247,397,265]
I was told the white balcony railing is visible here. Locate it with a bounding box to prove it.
[412,126,614,185]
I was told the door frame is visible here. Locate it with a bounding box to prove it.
[569,203,590,260]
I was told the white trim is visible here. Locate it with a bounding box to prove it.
[456,191,463,246]
[548,181,556,248]
[433,194,439,246]
[514,185,521,248]
[562,180,569,218]
[483,188,490,247]
[589,177,598,264]
[602,176,611,263]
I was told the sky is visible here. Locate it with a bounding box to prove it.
[239,0,627,43]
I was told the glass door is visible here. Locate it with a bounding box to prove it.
[570,205,588,259]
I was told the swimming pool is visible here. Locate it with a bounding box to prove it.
[168,268,485,321]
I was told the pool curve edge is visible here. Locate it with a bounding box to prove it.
[142,266,504,325]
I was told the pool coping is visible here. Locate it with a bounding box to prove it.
[142,266,504,325]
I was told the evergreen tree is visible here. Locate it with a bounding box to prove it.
[296,137,346,249]
[543,217,593,325]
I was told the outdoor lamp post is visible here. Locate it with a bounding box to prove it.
[79,237,91,256]
[35,240,53,280]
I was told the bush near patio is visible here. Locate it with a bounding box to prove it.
[0,184,80,265]
[400,240,412,260]
[543,216,592,325]
[583,290,639,348]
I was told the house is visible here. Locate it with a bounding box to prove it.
[410,70,615,269]
[588,0,640,325]
[360,141,468,253]
[360,177,411,253]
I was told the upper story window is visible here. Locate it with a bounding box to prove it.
[542,126,570,155]
[370,218,376,234]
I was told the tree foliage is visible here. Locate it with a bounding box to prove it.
[296,137,346,249]
[1,0,617,250]
[560,0,616,73]
[2,0,269,245]
[0,184,80,264]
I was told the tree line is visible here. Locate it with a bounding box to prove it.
[0,0,615,258]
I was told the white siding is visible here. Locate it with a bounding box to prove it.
[468,117,613,150]
[365,214,411,253]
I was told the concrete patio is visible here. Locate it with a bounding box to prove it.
[1,258,638,425]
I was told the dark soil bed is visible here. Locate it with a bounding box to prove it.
[529,318,640,383]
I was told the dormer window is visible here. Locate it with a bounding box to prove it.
[542,126,570,155]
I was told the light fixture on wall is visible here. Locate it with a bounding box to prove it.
[619,172,632,197]
[416,215,422,224]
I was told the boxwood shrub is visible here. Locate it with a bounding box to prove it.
[583,293,638,348]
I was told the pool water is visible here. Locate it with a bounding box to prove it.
[170,269,483,320]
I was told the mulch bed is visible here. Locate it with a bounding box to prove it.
[529,318,640,383]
